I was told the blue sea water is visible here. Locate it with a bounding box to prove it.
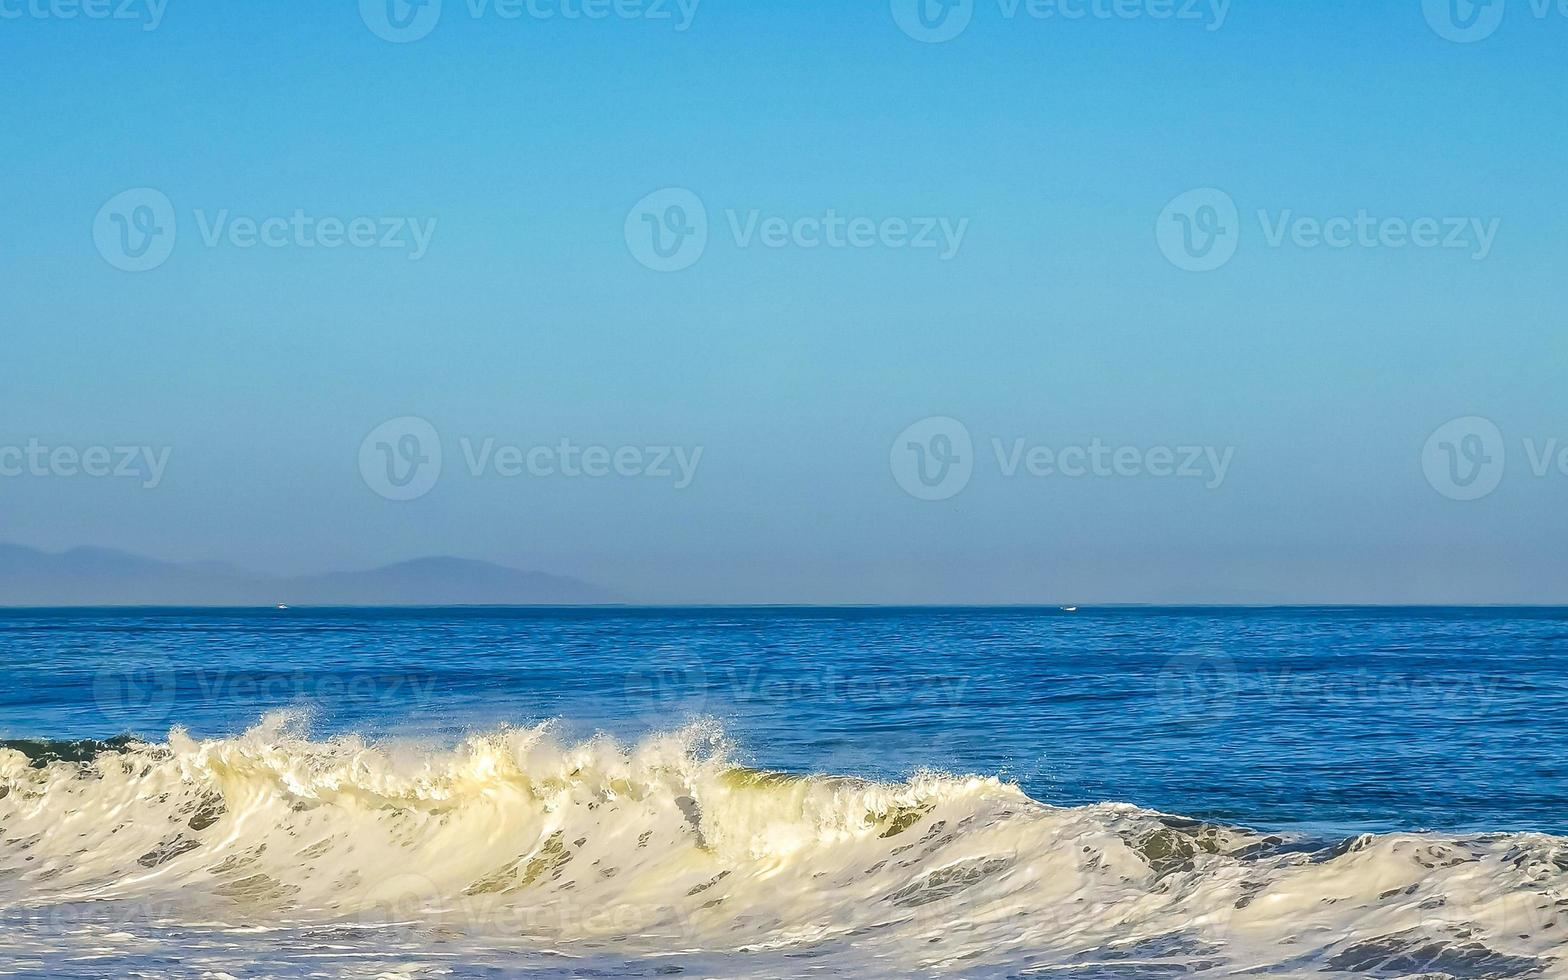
[6,607,1568,978]
[4,605,1565,836]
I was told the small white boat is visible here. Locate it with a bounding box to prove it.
[275,604,290,610]
[1061,606,1078,613]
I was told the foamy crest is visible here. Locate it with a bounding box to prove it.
[2,717,1565,978]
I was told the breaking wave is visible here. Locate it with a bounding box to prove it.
[2,715,1566,978]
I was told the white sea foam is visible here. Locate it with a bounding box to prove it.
[1,715,1565,978]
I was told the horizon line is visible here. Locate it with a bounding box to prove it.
[1,603,1565,611]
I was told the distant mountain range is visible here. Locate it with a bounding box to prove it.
[0,545,614,607]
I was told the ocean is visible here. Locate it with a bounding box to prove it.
[2,607,1566,978]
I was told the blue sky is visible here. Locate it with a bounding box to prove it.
[1,0,1565,602]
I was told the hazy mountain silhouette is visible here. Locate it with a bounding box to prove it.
[283,557,613,606]
[0,545,613,607]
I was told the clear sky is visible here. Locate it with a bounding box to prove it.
[2,0,1565,603]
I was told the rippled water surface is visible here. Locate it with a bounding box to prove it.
[5,606,1565,833]
[2,607,1567,979]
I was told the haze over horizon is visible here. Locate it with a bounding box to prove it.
[0,543,613,607]
[3,1,1566,604]
[0,539,1562,607]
